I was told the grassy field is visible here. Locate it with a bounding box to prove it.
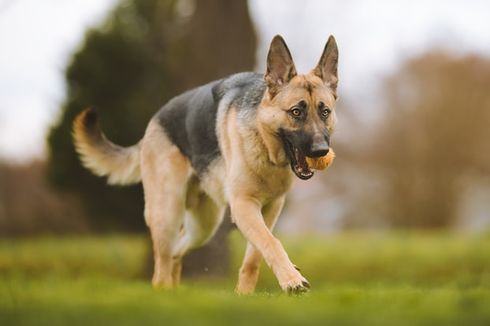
[1,231,489,325]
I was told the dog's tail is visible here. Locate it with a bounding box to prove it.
[73,108,141,185]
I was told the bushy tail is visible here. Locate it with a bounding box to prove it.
[72,108,141,185]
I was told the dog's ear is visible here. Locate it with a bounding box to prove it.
[313,35,339,97]
[265,35,297,98]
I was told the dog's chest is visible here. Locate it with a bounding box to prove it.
[198,156,293,206]
[253,163,294,200]
[242,134,294,198]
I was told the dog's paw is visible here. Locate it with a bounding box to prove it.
[286,279,310,295]
[280,274,311,295]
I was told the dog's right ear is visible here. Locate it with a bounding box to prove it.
[265,35,297,98]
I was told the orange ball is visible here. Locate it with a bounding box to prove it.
[306,149,335,170]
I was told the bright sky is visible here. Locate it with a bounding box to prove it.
[0,0,118,161]
[1,0,490,161]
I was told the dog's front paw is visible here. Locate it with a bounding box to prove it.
[279,272,311,295]
[286,279,310,295]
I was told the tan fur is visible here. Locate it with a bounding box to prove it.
[140,120,225,288]
[235,196,284,294]
[223,39,338,293]
[259,73,337,141]
[73,35,339,295]
[140,120,191,288]
[73,109,141,185]
[216,104,310,293]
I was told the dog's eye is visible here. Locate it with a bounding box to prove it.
[321,108,331,118]
[318,102,331,118]
[289,107,303,118]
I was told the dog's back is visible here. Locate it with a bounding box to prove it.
[72,72,264,184]
[156,72,265,175]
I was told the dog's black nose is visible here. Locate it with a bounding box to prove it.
[309,143,329,157]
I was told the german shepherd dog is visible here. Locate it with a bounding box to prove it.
[73,35,338,294]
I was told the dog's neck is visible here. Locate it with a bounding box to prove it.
[255,120,287,166]
[255,94,289,167]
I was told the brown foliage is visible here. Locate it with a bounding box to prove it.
[363,53,490,228]
[0,161,87,236]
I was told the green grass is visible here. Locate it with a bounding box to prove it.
[1,231,489,325]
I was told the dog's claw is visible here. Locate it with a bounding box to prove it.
[293,265,301,272]
[286,280,310,295]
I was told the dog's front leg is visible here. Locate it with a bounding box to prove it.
[231,196,310,294]
[235,196,284,294]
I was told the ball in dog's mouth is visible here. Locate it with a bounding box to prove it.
[282,138,336,180]
[305,149,335,171]
[280,131,335,180]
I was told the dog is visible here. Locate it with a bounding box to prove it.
[73,35,338,294]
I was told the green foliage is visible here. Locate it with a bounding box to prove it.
[1,232,489,325]
[46,0,256,231]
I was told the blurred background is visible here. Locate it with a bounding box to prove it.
[2,1,490,324]
[1,0,490,279]
[0,0,490,236]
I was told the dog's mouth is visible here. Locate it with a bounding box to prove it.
[281,135,314,180]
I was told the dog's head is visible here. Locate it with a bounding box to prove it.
[258,35,339,180]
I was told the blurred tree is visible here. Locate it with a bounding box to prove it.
[367,53,490,228]
[47,0,256,275]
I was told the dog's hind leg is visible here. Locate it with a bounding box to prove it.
[235,196,284,295]
[141,121,191,289]
[171,176,225,285]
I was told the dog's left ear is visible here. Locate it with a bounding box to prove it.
[313,35,339,97]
